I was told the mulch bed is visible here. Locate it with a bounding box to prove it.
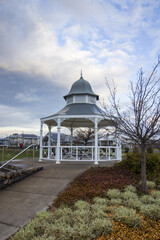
[51,165,139,209]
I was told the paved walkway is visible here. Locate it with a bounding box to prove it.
[0,159,115,240]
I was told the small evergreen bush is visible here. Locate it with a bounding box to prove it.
[150,190,160,199]
[124,198,142,210]
[124,185,137,193]
[74,200,90,210]
[11,199,112,240]
[140,195,156,204]
[32,235,56,240]
[90,218,112,237]
[112,206,142,227]
[91,203,107,215]
[146,181,156,189]
[147,147,153,154]
[93,197,109,205]
[109,198,123,205]
[122,191,138,200]
[140,204,160,220]
[117,153,160,179]
[105,189,121,199]
[54,205,72,218]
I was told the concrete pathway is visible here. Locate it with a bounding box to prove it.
[0,159,115,240]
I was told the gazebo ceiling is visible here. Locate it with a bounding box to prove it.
[43,117,116,128]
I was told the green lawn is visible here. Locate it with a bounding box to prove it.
[0,147,39,162]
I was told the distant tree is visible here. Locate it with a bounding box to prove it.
[74,128,94,146]
[104,57,160,193]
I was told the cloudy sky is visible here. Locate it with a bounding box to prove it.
[0,0,160,137]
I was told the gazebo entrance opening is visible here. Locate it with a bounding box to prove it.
[39,74,122,164]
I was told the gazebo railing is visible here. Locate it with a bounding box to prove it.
[41,146,56,160]
[40,145,122,161]
[60,146,94,161]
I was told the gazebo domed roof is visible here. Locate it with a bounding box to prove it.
[64,76,99,100]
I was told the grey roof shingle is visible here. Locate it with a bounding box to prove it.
[64,77,99,100]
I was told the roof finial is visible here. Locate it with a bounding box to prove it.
[80,69,83,78]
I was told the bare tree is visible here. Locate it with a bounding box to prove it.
[104,57,160,193]
[74,128,95,146]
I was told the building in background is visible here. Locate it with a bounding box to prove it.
[0,137,9,146]
[8,133,39,147]
[43,132,71,146]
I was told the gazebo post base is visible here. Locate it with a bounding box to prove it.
[94,161,98,165]
[56,161,61,164]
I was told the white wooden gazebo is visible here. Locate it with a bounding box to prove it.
[39,73,122,164]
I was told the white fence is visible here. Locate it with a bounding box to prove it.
[41,145,122,162]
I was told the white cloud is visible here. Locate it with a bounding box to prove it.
[0,104,41,137]
[0,0,160,137]
[0,0,158,87]
[0,104,38,127]
[15,91,40,103]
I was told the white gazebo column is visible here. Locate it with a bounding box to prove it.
[70,126,73,155]
[39,121,43,162]
[116,129,122,161]
[94,118,98,165]
[48,125,51,159]
[118,135,122,161]
[56,118,61,164]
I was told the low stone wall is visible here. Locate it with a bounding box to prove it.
[0,166,43,190]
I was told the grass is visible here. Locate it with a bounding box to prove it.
[10,156,160,240]
[0,147,39,162]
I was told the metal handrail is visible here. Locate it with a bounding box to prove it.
[0,144,36,169]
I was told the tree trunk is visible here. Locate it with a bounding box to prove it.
[140,144,148,194]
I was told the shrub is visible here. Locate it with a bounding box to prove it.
[48,222,75,240]
[124,198,142,210]
[117,153,160,180]
[93,197,109,205]
[90,218,112,238]
[112,206,142,227]
[36,211,54,223]
[147,180,156,189]
[73,208,91,222]
[124,185,137,193]
[12,199,112,240]
[91,203,107,216]
[74,200,90,210]
[150,190,160,199]
[140,195,156,204]
[109,198,123,206]
[140,204,160,220]
[122,191,138,200]
[147,146,153,154]
[105,189,121,199]
[54,206,72,219]
[10,226,35,240]
[124,147,129,153]
[32,236,56,240]
[10,213,52,240]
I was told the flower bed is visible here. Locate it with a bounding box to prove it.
[10,165,160,240]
